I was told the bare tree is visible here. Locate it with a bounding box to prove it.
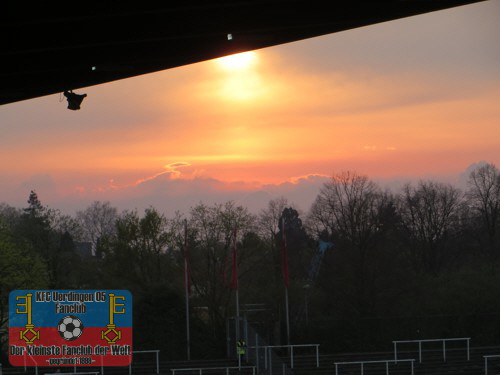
[466,163,500,259]
[257,197,289,243]
[398,181,462,274]
[76,201,118,255]
[256,198,289,287]
[309,171,386,250]
[186,201,256,337]
[308,171,392,316]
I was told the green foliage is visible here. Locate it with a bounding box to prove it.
[101,208,177,293]
[13,191,82,287]
[0,217,49,328]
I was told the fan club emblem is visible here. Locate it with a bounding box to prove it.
[9,290,132,367]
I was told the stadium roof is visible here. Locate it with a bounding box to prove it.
[1,1,484,105]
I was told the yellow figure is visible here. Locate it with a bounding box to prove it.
[101,293,125,343]
[16,293,40,344]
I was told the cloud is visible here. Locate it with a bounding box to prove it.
[4,162,498,218]
[163,162,191,179]
[288,173,330,185]
[259,174,330,211]
[134,162,191,185]
[166,162,190,169]
[30,170,330,216]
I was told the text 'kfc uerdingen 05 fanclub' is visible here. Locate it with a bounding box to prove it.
[9,290,132,367]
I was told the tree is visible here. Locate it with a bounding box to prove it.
[308,171,394,317]
[76,201,118,257]
[257,197,289,244]
[256,198,290,293]
[0,217,49,329]
[398,181,462,275]
[15,191,64,286]
[185,201,255,350]
[277,207,316,290]
[101,208,176,292]
[276,207,315,341]
[0,203,22,230]
[4,193,99,289]
[466,163,500,260]
[25,190,44,216]
[51,211,83,242]
[308,171,388,256]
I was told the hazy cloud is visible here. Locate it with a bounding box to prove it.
[2,163,498,217]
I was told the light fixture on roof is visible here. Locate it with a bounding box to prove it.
[63,90,87,110]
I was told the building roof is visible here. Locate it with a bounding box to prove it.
[1,1,484,105]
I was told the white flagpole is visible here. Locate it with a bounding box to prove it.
[184,219,191,360]
[282,217,291,348]
[232,227,241,354]
[233,227,240,318]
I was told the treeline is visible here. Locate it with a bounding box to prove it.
[2,163,500,359]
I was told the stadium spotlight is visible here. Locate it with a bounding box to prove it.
[63,90,87,110]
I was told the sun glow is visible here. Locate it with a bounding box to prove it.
[210,51,269,102]
[216,51,257,71]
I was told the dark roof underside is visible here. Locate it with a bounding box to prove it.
[1,1,484,105]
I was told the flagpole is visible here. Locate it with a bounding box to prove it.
[282,217,291,348]
[233,228,240,319]
[184,219,191,360]
[285,286,290,347]
[231,227,240,350]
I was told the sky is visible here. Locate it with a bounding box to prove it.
[1,1,500,216]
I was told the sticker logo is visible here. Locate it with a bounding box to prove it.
[9,290,132,367]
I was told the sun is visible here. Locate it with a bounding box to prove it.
[216,51,257,71]
[209,50,269,102]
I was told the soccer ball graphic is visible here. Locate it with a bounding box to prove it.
[58,316,84,341]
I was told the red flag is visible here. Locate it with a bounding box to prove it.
[281,217,289,288]
[184,220,191,295]
[230,228,238,289]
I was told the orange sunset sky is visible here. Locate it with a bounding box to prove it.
[1,1,500,215]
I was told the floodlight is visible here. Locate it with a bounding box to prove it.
[63,90,87,110]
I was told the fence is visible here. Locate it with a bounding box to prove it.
[250,344,320,370]
[129,350,160,375]
[484,354,500,375]
[243,321,293,375]
[334,359,415,375]
[170,366,256,375]
[393,337,470,363]
[23,354,38,375]
[72,349,159,375]
[18,349,159,375]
